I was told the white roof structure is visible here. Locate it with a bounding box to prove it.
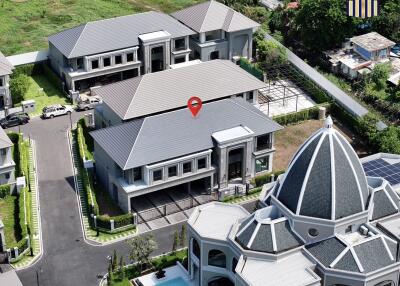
[188,202,249,240]
[138,30,171,43]
[6,50,48,67]
[351,32,396,52]
[237,252,321,286]
[212,126,254,144]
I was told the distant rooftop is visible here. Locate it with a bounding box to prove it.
[351,32,396,52]
[171,0,260,33]
[48,11,194,58]
[96,60,267,121]
[188,202,249,240]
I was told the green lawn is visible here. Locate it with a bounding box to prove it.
[0,0,203,56]
[19,74,70,115]
[0,195,18,247]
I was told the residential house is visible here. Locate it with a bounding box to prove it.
[94,60,267,128]
[325,32,399,83]
[184,117,400,286]
[90,98,282,213]
[0,51,14,109]
[47,11,194,92]
[172,1,260,63]
[0,127,15,186]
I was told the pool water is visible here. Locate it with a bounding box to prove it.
[155,277,189,286]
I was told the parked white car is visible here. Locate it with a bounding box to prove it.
[76,96,102,111]
[42,104,74,119]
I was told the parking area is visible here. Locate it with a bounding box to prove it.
[131,178,217,232]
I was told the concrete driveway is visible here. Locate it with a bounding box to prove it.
[10,112,185,286]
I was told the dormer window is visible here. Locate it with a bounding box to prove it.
[103,57,111,67]
[91,59,99,69]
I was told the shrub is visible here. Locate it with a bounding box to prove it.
[273,103,330,125]
[12,64,43,77]
[0,184,10,198]
[10,74,30,104]
[113,213,135,229]
[239,58,264,80]
[251,170,285,187]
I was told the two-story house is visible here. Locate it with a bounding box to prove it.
[0,127,15,186]
[47,11,194,92]
[172,1,260,63]
[94,60,267,128]
[90,98,282,213]
[0,52,14,109]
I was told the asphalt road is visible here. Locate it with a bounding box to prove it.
[10,112,185,286]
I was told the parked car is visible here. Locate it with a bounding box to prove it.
[0,112,30,128]
[76,96,102,111]
[42,105,74,119]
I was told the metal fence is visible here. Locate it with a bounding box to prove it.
[135,193,217,224]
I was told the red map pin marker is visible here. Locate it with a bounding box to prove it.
[187,96,202,117]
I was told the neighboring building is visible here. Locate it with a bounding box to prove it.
[0,218,5,253]
[90,98,281,213]
[94,60,267,128]
[186,117,400,286]
[0,127,15,186]
[47,11,194,92]
[325,32,400,84]
[172,1,260,63]
[0,51,14,109]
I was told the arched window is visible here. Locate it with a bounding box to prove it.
[208,249,226,268]
[375,281,394,286]
[192,238,200,259]
[232,257,238,273]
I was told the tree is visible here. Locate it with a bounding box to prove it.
[127,234,158,273]
[112,249,118,271]
[257,39,287,67]
[172,230,179,253]
[295,0,356,50]
[180,224,187,247]
[10,74,30,104]
[371,0,400,42]
[107,264,112,286]
[368,63,392,91]
[376,126,400,154]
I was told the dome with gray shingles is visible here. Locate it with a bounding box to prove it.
[367,177,400,221]
[276,117,369,220]
[235,208,303,254]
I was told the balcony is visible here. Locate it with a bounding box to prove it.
[256,142,273,152]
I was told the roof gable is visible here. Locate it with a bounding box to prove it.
[172,1,260,33]
[0,128,13,149]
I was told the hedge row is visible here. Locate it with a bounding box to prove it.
[273,103,331,125]
[239,58,264,81]
[97,212,135,231]
[0,184,10,198]
[251,170,285,187]
[77,118,94,160]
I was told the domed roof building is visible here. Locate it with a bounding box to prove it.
[186,117,400,286]
[275,116,369,221]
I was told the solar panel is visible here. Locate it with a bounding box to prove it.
[362,159,400,186]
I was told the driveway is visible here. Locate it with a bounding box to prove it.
[11,113,185,286]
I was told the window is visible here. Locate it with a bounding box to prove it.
[152,169,163,182]
[208,249,226,268]
[133,167,142,181]
[5,173,9,180]
[126,53,134,62]
[308,228,319,237]
[197,158,206,170]
[174,56,185,64]
[152,46,163,55]
[246,91,254,102]
[1,149,6,156]
[192,238,200,259]
[345,225,352,233]
[175,38,186,51]
[256,134,272,151]
[205,30,220,42]
[77,58,83,69]
[103,57,111,67]
[0,78,3,87]
[91,59,99,69]
[232,257,238,273]
[255,156,269,173]
[168,165,177,178]
[236,93,244,99]
[183,162,192,174]
[115,55,122,65]
[210,50,219,60]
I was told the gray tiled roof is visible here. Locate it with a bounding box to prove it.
[91,98,282,169]
[0,51,14,76]
[307,234,397,273]
[0,127,13,149]
[97,60,267,120]
[371,187,399,221]
[48,11,194,58]
[276,119,369,220]
[171,1,260,33]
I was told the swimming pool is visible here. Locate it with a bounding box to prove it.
[155,277,188,286]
